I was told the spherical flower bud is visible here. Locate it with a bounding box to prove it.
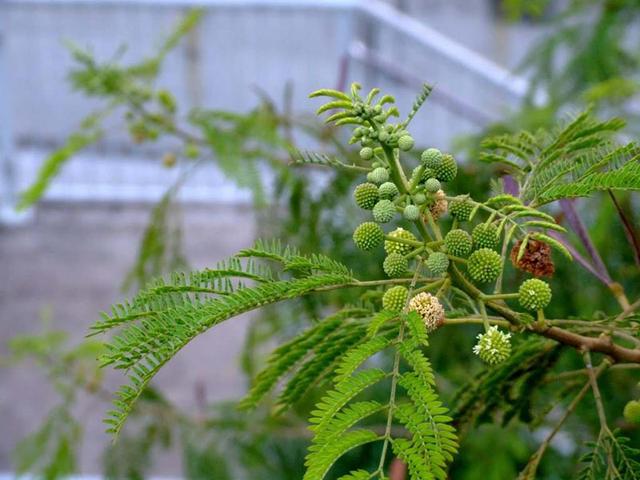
[444,229,472,257]
[450,196,474,222]
[353,222,384,251]
[385,228,418,255]
[368,167,389,185]
[434,154,457,182]
[421,148,443,169]
[359,147,374,160]
[398,135,415,151]
[518,278,552,311]
[468,248,502,283]
[413,193,427,205]
[424,178,441,193]
[472,223,499,250]
[373,199,396,223]
[426,252,449,275]
[353,183,379,210]
[473,326,511,365]
[383,253,408,278]
[403,204,420,221]
[378,182,399,200]
[383,286,408,313]
[408,292,445,332]
[624,400,640,424]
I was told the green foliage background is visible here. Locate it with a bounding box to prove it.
[4,2,640,479]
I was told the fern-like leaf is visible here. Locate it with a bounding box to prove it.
[95,262,353,436]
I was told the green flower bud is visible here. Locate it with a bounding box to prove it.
[373,199,396,223]
[450,195,474,222]
[378,182,399,200]
[385,227,418,255]
[421,148,443,169]
[403,204,420,221]
[379,131,390,142]
[426,252,449,275]
[518,278,552,310]
[473,326,511,365]
[413,193,427,205]
[368,167,389,184]
[354,183,380,210]
[383,253,408,278]
[444,229,473,257]
[623,400,640,424]
[434,154,457,182]
[424,178,441,193]
[472,223,499,250]
[353,222,384,251]
[398,135,415,151]
[359,147,374,160]
[383,286,408,312]
[468,248,502,283]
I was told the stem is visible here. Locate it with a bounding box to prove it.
[481,293,519,301]
[583,350,610,433]
[443,317,511,328]
[377,259,423,476]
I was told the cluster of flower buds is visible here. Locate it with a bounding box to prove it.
[312,83,561,366]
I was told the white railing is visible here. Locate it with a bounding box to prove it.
[0,0,530,222]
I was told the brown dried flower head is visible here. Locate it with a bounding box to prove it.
[510,239,555,277]
[426,189,448,221]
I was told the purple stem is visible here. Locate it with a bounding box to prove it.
[607,190,640,267]
[559,199,612,283]
[547,231,611,286]
[503,175,519,196]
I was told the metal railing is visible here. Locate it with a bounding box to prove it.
[0,0,530,222]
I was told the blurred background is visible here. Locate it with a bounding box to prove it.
[1,0,639,478]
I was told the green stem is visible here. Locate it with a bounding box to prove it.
[481,293,519,301]
[377,258,423,476]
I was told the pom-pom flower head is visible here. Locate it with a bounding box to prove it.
[398,135,415,151]
[373,199,396,223]
[385,228,418,255]
[473,326,512,365]
[426,252,449,275]
[383,286,409,312]
[408,292,445,331]
[450,195,474,222]
[403,204,420,221]
[368,167,389,184]
[359,146,374,160]
[378,182,399,200]
[444,229,473,257]
[421,148,442,169]
[434,153,457,182]
[518,278,552,310]
[472,223,499,250]
[424,178,441,193]
[467,248,502,283]
[353,222,384,251]
[383,253,408,278]
[353,183,379,210]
